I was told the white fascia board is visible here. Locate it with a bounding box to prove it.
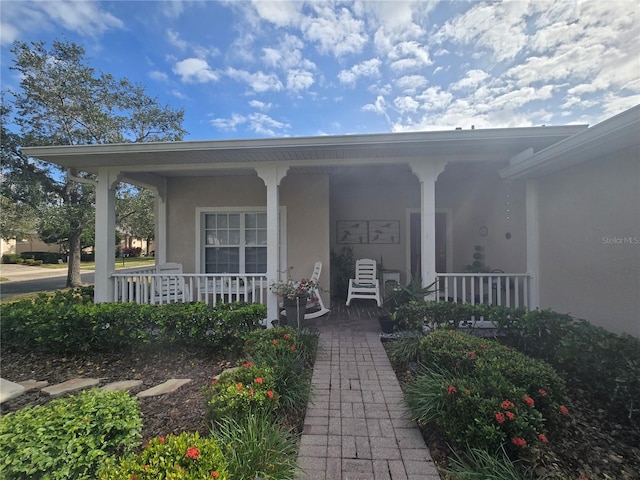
[501,105,640,180]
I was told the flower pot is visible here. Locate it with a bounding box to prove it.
[283,297,308,328]
[378,315,394,334]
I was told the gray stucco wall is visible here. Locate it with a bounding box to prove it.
[537,149,640,336]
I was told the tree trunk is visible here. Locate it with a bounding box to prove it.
[66,228,83,287]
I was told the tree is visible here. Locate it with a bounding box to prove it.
[6,39,186,286]
[116,187,155,255]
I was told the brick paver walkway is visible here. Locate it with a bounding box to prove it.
[296,314,441,480]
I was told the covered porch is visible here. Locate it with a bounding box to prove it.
[23,125,586,322]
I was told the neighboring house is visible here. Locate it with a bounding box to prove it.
[23,105,639,336]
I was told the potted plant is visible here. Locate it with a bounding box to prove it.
[270,270,317,328]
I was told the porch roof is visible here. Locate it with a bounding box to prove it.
[500,104,640,180]
[22,125,586,178]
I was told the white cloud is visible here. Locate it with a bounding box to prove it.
[149,70,169,82]
[388,41,432,72]
[167,29,188,51]
[394,75,428,94]
[394,96,420,113]
[338,58,382,86]
[287,69,314,92]
[227,68,283,93]
[301,5,368,57]
[362,95,391,124]
[0,0,122,45]
[415,86,453,112]
[249,100,273,111]
[173,58,219,83]
[250,0,302,27]
[451,69,490,91]
[434,1,530,62]
[210,112,290,136]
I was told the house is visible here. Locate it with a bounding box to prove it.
[23,105,639,336]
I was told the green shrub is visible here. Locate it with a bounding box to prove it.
[20,251,65,264]
[100,432,228,479]
[0,389,141,479]
[0,292,265,354]
[205,363,279,424]
[243,326,316,413]
[1,253,20,264]
[212,412,298,480]
[405,330,570,459]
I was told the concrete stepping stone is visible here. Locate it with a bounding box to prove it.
[137,379,191,398]
[18,379,49,391]
[0,378,26,403]
[41,378,100,396]
[102,380,143,392]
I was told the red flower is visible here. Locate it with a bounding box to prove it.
[243,361,254,368]
[185,446,200,460]
[524,395,535,407]
[506,411,516,421]
[255,377,263,384]
[236,382,243,391]
[538,433,548,443]
[290,344,296,351]
[211,472,220,478]
[272,340,279,345]
[447,385,457,395]
[539,389,548,397]
[157,436,165,444]
[468,351,476,360]
[495,412,506,424]
[511,437,527,447]
[501,400,515,410]
[559,405,569,415]
[267,390,274,398]
[284,333,291,339]
[211,378,218,386]
[249,388,255,396]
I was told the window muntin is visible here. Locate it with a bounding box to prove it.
[203,212,267,274]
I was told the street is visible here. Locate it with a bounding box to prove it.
[0,264,95,301]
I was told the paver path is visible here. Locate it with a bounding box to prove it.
[296,315,440,480]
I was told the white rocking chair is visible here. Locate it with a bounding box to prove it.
[153,262,191,303]
[281,261,331,320]
[346,258,382,307]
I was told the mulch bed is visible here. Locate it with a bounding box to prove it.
[1,347,232,442]
[386,343,640,480]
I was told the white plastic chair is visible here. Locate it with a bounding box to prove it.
[153,262,191,303]
[346,258,382,307]
[281,261,331,320]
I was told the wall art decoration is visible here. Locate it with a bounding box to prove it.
[336,220,369,244]
[368,220,400,244]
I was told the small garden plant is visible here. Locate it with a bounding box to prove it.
[0,389,142,479]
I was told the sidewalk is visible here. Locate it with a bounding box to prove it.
[296,314,440,480]
[0,264,71,282]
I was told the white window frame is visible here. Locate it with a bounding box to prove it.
[195,206,287,274]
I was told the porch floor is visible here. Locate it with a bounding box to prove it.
[295,300,441,480]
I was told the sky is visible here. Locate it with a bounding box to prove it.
[1,0,639,141]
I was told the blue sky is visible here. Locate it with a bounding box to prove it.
[1,0,639,140]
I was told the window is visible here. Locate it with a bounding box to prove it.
[203,212,267,274]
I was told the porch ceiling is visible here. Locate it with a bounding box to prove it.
[23,125,587,178]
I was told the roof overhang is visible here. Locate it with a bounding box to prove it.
[501,105,640,180]
[22,125,587,178]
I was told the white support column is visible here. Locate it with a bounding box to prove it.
[525,179,540,308]
[155,178,168,265]
[94,169,119,303]
[255,165,289,325]
[410,161,447,296]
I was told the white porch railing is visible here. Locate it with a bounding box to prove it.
[112,269,268,307]
[435,273,531,309]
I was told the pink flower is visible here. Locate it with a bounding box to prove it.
[447,385,457,395]
[524,395,535,407]
[255,377,263,384]
[501,400,515,410]
[284,333,291,339]
[495,412,505,424]
[538,433,548,443]
[506,411,516,421]
[267,390,274,398]
[559,405,569,415]
[538,388,548,397]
